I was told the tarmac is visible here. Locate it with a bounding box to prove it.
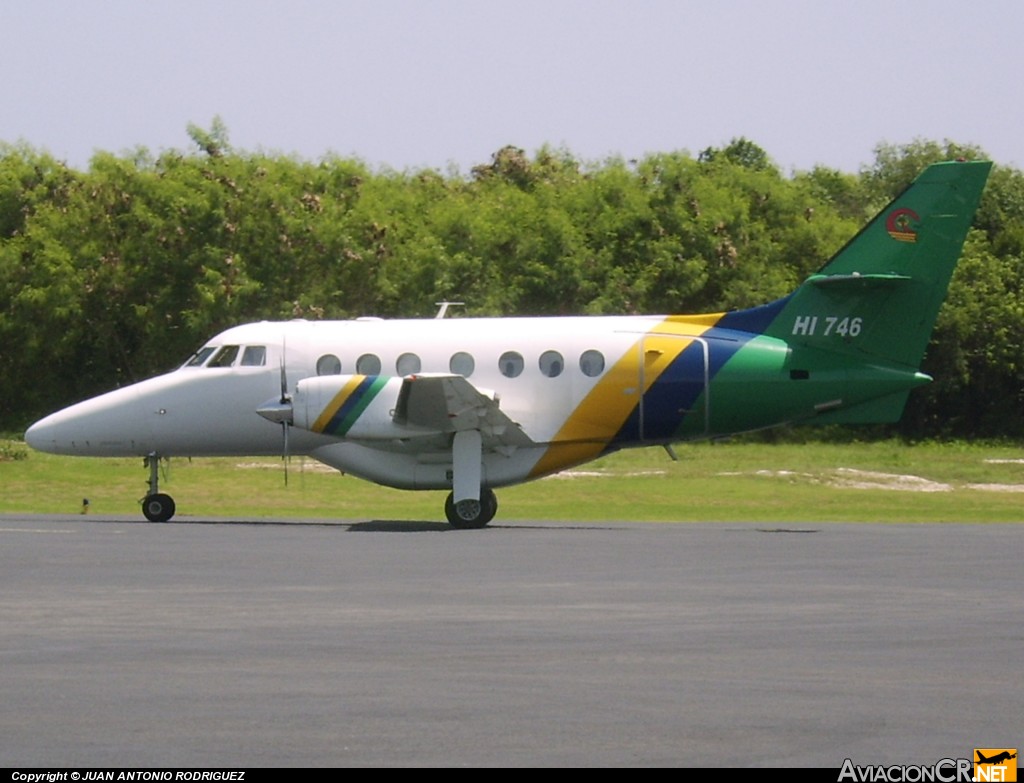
[1,514,1019,767]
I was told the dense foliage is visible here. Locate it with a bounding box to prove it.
[2,127,1022,438]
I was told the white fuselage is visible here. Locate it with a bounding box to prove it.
[26,314,698,490]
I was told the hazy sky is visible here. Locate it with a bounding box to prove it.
[3,0,1020,174]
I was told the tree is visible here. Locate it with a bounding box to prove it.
[186,116,231,158]
[4,130,1024,439]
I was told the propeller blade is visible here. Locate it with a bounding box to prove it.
[280,336,291,486]
[282,421,290,486]
[279,336,289,404]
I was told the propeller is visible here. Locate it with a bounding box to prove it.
[255,339,294,485]
[279,339,292,486]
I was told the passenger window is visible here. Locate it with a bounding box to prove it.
[539,350,564,378]
[499,351,524,378]
[356,353,381,375]
[396,353,421,375]
[240,346,267,366]
[317,354,342,376]
[449,352,475,377]
[579,350,605,377]
[208,345,240,368]
[185,346,216,367]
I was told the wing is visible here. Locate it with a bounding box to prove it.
[393,374,534,450]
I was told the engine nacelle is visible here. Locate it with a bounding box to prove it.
[291,374,411,439]
[258,372,510,443]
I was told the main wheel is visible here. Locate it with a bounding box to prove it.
[480,489,498,525]
[142,493,176,523]
[445,489,497,529]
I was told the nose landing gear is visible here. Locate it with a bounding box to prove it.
[141,452,176,522]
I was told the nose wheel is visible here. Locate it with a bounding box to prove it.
[142,492,176,523]
[141,452,176,522]
[445,488,497,529]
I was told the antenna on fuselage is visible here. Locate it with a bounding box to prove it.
[434,301,465,319]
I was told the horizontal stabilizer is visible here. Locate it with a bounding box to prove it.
[809,392,913,425]
[807,273,912,290]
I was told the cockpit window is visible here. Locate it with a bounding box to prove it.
[240,346,267,366]
[208,345,240,368]
[185,346,216,367]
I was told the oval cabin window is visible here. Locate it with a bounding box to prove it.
[539,350,564,378]
[579,350,605,377]
[499,351,524,378]
[356,353,382,375]
[396,353,421,375]
[316,354,342,375]
[449,352,475,377]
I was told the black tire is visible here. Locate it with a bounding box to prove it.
[142,493,176,523]
[479,488,498,525]
[444,489,497,529]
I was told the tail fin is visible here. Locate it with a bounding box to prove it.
[746,160,991,368]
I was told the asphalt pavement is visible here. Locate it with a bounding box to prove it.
[1,515,1019,767]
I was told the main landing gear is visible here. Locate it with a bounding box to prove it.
[443,430,497,529]
[141,452,175,523]
[444,488,497,529]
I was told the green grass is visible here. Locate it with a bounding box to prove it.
[2,439,1023,522]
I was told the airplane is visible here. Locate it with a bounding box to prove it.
[976,751,1017,765]
[25,160,991,528]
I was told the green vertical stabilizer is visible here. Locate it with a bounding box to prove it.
[762,160,992,370]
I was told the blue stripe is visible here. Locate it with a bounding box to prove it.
[322,376,379,435]
[610,320,773,445]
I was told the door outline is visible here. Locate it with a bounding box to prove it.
[638,334,710,440]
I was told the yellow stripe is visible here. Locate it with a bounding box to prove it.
[311,375,368,433]
[528,317,721,478]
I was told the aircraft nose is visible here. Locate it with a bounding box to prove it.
[23,384,155,456]
[24,406,98,455]
[24,416,54,452]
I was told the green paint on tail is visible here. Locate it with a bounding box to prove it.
[764,160,992,369]
[703,161,991,432]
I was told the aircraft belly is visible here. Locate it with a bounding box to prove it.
[311,442,546,490]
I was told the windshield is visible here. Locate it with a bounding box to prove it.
[208,345,241,367]
[182,344,267,369]
[184,346,216,368]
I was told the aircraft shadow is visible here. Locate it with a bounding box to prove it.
[14,514,655,532]
[348,520,453,532]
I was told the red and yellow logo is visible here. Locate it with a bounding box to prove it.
[975,749,1017,782]
[886,207,920,242]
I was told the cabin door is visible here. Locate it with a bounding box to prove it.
[638,334,709,441]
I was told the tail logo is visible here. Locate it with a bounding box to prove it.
[886,207,920,242]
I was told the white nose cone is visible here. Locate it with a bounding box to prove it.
[24,415,58,452]
[25,367,286,458]
[24,385,154,456]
